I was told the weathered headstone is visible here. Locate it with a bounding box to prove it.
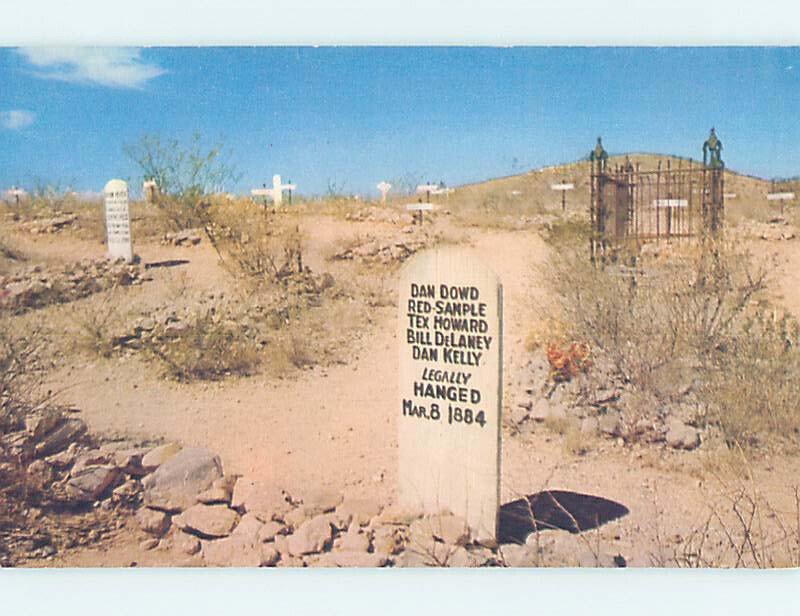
[103,179,133,263]
[398,247,503,543]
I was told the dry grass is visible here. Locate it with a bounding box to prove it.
[544,238,800,447]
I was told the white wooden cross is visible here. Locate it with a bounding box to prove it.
[416,183,439,203]
[551,181,575,211]
[377,181,392,204]
[251,174,297,206]
[5,186,27,205]
[767,191,796,215]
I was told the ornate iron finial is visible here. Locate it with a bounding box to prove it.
[703,128,724,169]
[590,137,608,170]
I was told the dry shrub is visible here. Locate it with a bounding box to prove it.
[652,473,800,568]
[142,307,261,382]
[204,199,305,282]
[0,324,48,433]
[69,290,131,359]
[547,240,800,446]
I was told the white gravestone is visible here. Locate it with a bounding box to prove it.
[103,179,133,263]
[398,247,503,543]
[377,181,392,204]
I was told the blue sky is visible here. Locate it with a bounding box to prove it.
[1,47,799,197]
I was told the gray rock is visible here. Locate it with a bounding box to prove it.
[34,418,87,457]
[65,465,120,502]
[173,504,239,538]
[143,448,223,512]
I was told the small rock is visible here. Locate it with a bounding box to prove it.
[140,538,159,551]
[286,515,334,556]
[665,420,701,450]
[300,489,343,516]
[258,520,285,543]
[196,486,231,505]
[173,504,239,538]
[175,531,201,556]
[65,465,121,502]
[230,514,263,544]
[136,507,171,537]
[35,418,87,458]
[328,552,387,567]
[336,525,370,552]
[141,442,181,472]
[142,448,223,512]
[230,478,292,522]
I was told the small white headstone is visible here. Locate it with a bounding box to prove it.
[398,247,503,543]
[103,179,133,263]
[377,181,392,204]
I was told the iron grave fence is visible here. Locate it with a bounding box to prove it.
[589,129,725,262]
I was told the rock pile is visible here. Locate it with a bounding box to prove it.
[162,229,203,247]
[108,270,337,354]
[331,229,436,265]
[2,408,627,567]
[735,218,796,241]
[510,352,703,451]
[0,259,148,315]
[0,408,152,564]
[133,451,506,568]
[17,213,79,234]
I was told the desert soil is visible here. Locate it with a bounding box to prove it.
[7,209,800,568]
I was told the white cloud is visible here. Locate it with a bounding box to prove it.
[16,47,165,89]
[0,109,36,130]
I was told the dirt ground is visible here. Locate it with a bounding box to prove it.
[4,193,800,568]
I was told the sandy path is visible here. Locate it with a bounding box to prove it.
[30,223,800,567]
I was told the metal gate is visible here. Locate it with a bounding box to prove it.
[589,129,725,261]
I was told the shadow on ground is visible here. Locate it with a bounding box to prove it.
[144,259,191,270]
[498,490,629,544]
